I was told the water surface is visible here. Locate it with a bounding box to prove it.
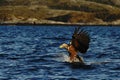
[0,26,119,80]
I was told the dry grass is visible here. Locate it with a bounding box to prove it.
[0,0,120,24]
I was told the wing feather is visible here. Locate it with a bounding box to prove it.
[71,27,90,53]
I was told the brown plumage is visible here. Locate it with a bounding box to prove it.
[72,27,90,53]
[59,27,90,63]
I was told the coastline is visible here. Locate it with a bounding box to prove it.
[0,22,120,27]
[1,0,120,27]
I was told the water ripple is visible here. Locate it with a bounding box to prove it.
[0,26,119,80]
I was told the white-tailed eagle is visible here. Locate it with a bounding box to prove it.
[59,27,90,63]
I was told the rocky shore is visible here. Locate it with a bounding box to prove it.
[0,0,120,25]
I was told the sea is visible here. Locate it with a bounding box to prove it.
[0,25,119,80]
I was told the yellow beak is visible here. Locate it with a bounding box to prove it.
[59,45,63,48]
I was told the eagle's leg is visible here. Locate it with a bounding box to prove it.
[69,54,84,64]
[76,55,84,64]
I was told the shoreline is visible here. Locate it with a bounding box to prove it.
[0,22,120,27]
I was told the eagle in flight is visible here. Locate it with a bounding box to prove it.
[59,27,90,63]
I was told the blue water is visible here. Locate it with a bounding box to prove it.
[0,25,119,80]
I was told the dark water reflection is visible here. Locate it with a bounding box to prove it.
[0,26,119,80]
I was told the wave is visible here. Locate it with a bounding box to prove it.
[41,37,70,41]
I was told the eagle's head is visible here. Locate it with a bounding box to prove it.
[59,43,69,49]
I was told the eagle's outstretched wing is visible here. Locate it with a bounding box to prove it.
[71,27,90,53]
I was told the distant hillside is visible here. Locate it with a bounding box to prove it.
[0,0,120,25]
[86,0,120,7]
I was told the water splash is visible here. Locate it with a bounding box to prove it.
[62,53,70,62]
[56,52,70,62]
[58,53,81,63]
